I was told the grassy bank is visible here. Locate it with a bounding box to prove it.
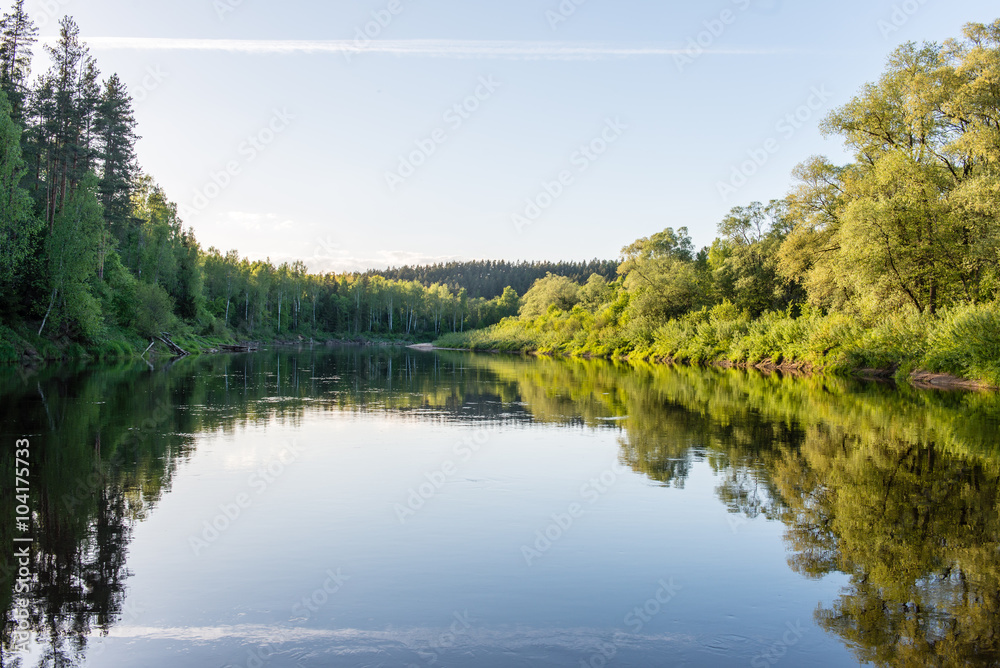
[435,301,1000,389]
[0,318,433,365]
[0,321,244,364]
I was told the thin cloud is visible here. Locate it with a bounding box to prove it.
[69,37,798,60]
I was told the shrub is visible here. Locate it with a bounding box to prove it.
[133,282,177,338]
[923,303,1000,386]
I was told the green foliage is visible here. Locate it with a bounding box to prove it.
[0,0,37,122]
[616,227,708,340]
[0,323,17,362]
[519,273,581,318]
[100,250,138,326]
[132,281,176,338]
[783,22,1000,314]
[623,259,703,340]
[40,174,103,339]
[443,288,1000,387]
[0,88,36,291]
[365,259,618,300]
[711,201,803,316]
[843,308,930,372]
[95,72,138,245]
[922,302,1000,386]
[579,273,611,310]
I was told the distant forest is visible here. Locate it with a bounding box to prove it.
[364,260,619,300]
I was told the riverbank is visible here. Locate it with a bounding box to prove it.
[0,320,433,366]
[434,302,1000,391]
[422,343,994,392]
[0,322,244,365]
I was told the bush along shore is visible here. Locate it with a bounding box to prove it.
[435,301,1000,391]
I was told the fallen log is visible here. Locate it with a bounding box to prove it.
[219,342,260,353]
[156,333,189,358]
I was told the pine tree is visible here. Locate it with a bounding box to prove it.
[37,16,99,228]
[95,73,139,279]
[0,0,37,124]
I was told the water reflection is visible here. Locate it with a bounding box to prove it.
[1,348,998,666]
[467,356,1000,666]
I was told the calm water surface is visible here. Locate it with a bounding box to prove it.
[1,347,999,667]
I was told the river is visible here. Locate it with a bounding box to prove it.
[2,347,998,667]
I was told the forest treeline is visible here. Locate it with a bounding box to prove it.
[440,20,1000,387]
[364,259,619,300]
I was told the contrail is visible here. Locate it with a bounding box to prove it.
[63,37,799,60]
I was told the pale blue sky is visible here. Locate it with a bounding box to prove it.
[27,0,999,272]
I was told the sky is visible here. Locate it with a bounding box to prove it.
[24,0,1000,273]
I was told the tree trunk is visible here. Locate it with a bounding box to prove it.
[38,286,58,336]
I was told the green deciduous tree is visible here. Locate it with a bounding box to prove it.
[0,88,38,294]
[777,157,851,310]
[38,173,102,338]
[579,274,612,311]
[618,227,705,335]
[782,22,1000,315]
[519,273,581,318]
[710,201,803,317]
